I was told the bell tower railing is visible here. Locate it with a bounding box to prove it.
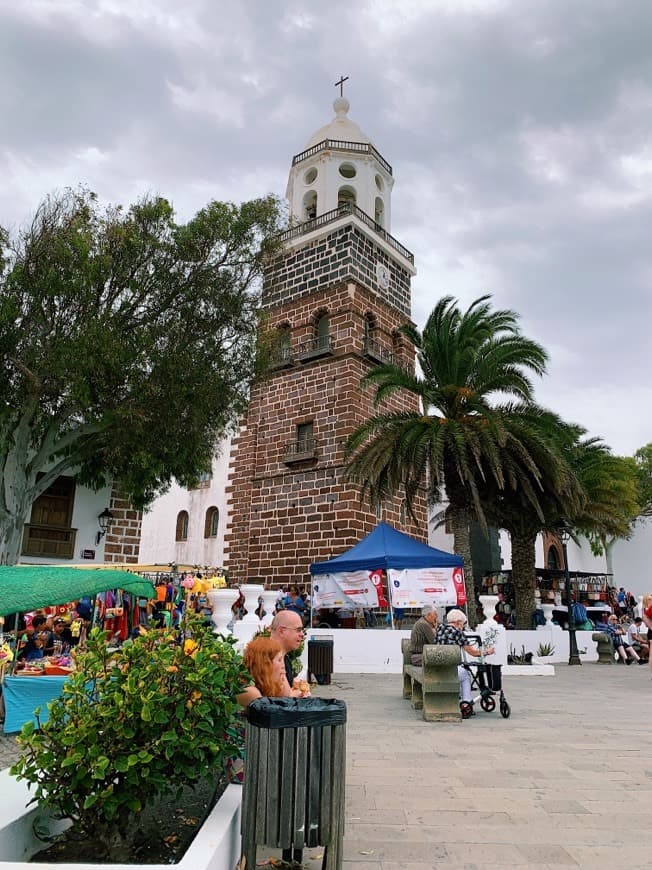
[291,138,393,176]
[279,202,414,265]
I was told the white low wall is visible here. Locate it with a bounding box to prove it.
[0,769,242,870]
[303,626,599,674]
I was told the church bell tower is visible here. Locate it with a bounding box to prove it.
[225,91,427,587]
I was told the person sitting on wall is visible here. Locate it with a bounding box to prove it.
[434,609,494,714]
[236,635,292,705]
[408,605,438,666]
[626,617,649,662]
[270,610,311,698]
[596,613,642,664]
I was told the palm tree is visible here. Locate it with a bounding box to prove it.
[346,294,549,627]
[570,441,640,549]
[486,422,640,627]
[481,413,584,628]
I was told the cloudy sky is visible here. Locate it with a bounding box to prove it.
[2,0,650,457]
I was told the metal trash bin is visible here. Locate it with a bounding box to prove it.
[308,634,334,685]
[241,696,347,870]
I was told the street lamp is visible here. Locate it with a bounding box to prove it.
[95,507,114,546]
[557,518,582,666]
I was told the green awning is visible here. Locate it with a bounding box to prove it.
[0,566,154,617]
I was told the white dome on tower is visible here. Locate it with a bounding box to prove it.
[286,93,398,242]
[304,97,372,149]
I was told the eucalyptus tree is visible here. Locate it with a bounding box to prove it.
[346,294,549,627]
[0,188,283,564]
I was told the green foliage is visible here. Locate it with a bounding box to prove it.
[10,616,248,855]
[634,443,652,518]
[345,294,549,624]
[346,295,549,525]
[0,188,284,563]
[508,644,532,664]
[570,444,641,553]
[536,642,555,657]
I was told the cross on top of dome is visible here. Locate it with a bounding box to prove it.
[334,74,349,97]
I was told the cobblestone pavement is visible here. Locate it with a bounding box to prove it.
[3,664,652,868]
[308,665,652,869]
[0,731,20,770]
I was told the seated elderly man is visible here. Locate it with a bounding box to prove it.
[434,609,494,713]
[597,613,642,664]
[627,617,649,662]
[408,605,438,665]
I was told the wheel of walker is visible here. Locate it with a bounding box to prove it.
[460,701,474,719]
[480,695,496,712]
[500,699,511,719]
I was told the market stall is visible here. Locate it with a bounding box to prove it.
[310,522,465,627]
[0,565,155,733]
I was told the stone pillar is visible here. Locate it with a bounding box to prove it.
[103,483,142,564]
[421,645,463,722]
[593,632,614,664]
[207,588,238,636]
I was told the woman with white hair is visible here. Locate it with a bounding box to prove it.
[434,609,494,715]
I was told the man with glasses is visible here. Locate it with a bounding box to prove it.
[270,610,310,698]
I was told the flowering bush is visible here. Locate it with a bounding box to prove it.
[11,615,248,860]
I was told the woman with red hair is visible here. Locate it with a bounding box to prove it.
[237,635,291,706]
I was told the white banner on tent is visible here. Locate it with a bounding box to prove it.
[312,571,386,609]
[389,567,467,608]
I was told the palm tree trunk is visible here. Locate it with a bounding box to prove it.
[510,530,537,629]
[449,506,479,628]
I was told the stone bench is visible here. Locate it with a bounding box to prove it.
[592,631,615,664]
[401,638,462,722]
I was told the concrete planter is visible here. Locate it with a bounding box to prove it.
[0,769,242,870]
[503,664,555,676]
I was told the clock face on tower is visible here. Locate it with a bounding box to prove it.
[375,262,390,290]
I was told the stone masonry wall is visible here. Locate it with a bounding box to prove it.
[263,223,412,316]
[103,483,142,564]
[225,276,427,588]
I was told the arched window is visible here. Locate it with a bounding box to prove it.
[374,196,385,228]
[547,546,560,570]
[337,186,356,209]
[303,190,317,221]
[204,507,219,539]
[175,511,189,542]
[274,322,292,364]
[363,312,375,341]
[279,323,292,351]
[316,313,329,349]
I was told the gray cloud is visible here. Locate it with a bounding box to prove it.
[1,0,650,455]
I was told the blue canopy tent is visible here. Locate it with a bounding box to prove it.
[310,521,462,575]
[310,522,463,628]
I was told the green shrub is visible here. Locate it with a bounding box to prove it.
[10,615,248,860]
[508,644,533,664]
[536,641,555,657]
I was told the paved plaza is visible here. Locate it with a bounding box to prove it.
[302,664,652,869]
[2,663,651,868]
